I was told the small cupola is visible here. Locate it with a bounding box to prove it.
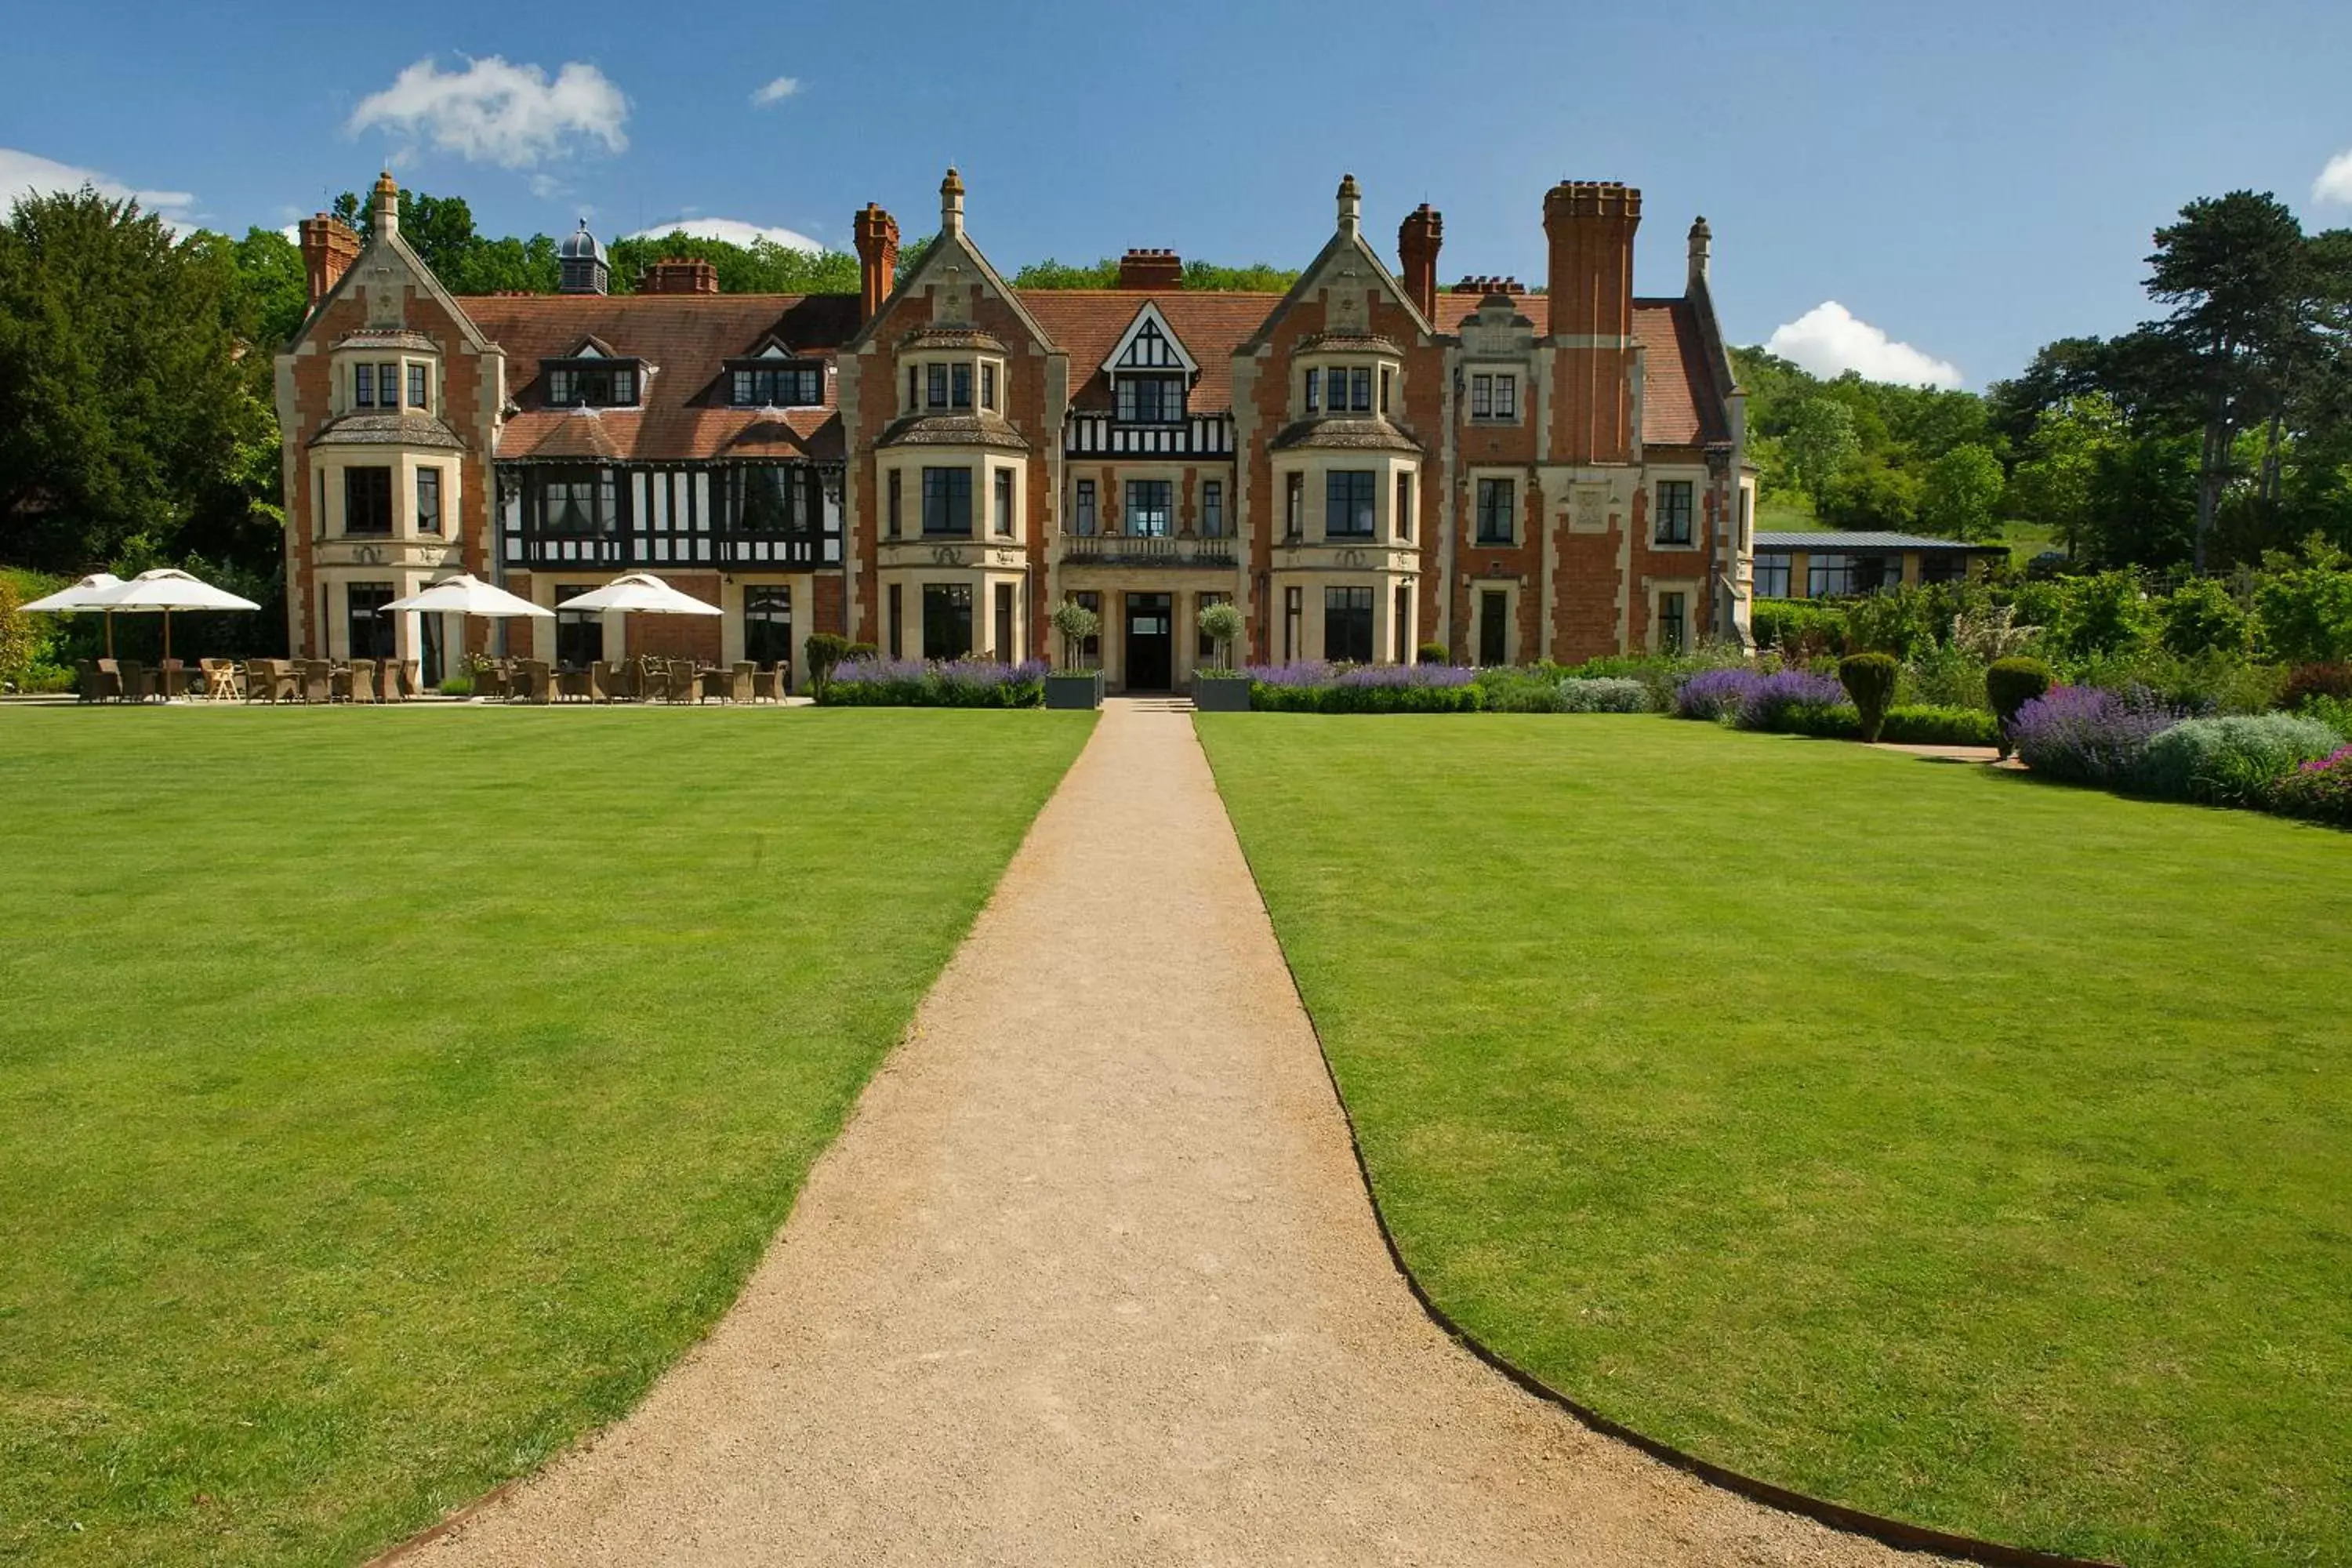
[558,220,609,296]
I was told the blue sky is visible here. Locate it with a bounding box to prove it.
[6,0,2352,389]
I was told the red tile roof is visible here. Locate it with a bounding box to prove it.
[1436,293,1724,447]
[452,285,1723,460]
[1015,291,1280,416]
[456,292,858,463]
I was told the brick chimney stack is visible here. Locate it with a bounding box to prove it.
[854,202,899,323]
[298,214,361,307]
[1543,180,1642,465]
[1398,203,1443,319]
[641,256,720,295]
[1117,249,1182,291]
[1687,215,1712,292]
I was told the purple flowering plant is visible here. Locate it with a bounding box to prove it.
[2009,684,2179,786]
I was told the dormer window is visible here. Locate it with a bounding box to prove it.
[731,365,821,406]
[1115,373,1185,424]
[543,361,638,408]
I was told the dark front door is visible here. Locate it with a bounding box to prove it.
[1125,592,1172,691]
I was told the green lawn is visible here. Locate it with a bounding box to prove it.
[1198,714,2352,1568]
[0,706,1091,1567]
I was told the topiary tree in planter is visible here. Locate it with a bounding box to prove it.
[1051,597,1102,670]
[1196,601,1244,673]
[1986,655,2054,758]
[1838,652,1900,742]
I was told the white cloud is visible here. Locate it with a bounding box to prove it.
[2314,148,2352,205]
[626,216,823,252]
[0,147,198,231]
[347,56,627,169]
[750,75,801,107]
[1765,301,1962,390]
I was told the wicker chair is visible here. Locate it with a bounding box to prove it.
[297,660,332,705]
[118,660,156,702]
[667,659,698,704]
[347,659,377,703]
[635,658,667,702]
[514,659,554,704]
[78,660,122,703]
[473,662,507,701]
[155,660,195,700]
[380,661,405,702]
[752,664,783,703]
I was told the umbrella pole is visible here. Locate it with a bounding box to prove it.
[163,609,172,663]
[104,610,114,659]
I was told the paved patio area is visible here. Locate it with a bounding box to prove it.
[405,699,1936,1566]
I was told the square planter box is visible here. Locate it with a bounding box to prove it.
[1045,671,1104,710]
[1193,675,1254,713]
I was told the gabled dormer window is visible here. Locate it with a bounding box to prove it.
[731,365,822,406]
[728,339,822,407]
[543,359,639,408]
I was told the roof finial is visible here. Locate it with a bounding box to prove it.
[1336,172,1361,239]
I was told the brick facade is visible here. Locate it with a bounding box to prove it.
[277,169,1749,693]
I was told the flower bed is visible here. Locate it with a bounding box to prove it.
[2136,713,2345,806]
[2268,745,2352,826]
[2009,684,2179,788]
[1246,662,1483,713]
[817,656,1047,708]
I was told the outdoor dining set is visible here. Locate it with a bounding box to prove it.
[35,569,789,710]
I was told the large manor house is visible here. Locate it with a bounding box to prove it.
[276,169,1755,691]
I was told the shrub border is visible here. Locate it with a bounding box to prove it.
[1210,757,2122,1568]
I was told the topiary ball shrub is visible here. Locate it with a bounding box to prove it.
[1417,641,1450,666]
[1838,652,1900,742]
[2136,714,2347,806]
[1987,656,2055,757]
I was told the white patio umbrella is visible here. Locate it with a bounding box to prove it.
[20,572,125,656]
[379,574,554,673]
[92,568,261,661]
[379,573,552,619]
[551,572,722,616]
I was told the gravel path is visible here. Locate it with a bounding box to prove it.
[408,699,1939,1566]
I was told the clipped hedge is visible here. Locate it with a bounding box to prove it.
[1878,706,1998,747]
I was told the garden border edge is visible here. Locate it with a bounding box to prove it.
[1199,714,2122,1568]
